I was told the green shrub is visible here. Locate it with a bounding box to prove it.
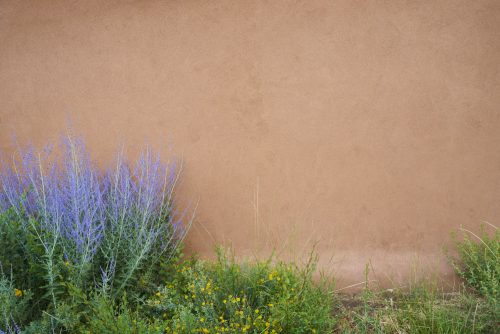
[146,249,335,334]
[0,273,32,333]
[78,295,165,334]
[451,225,499,304]
[0,136,189,332]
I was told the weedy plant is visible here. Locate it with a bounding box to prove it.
[450,224,499,306]
[334,284,496,334]
[145,248,335,334]
[0,270,30,334]
[0,135,191,332]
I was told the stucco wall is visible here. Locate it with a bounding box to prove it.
[1,0,499,287]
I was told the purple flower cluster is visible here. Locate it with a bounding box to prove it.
[0,319,21,334]
[0,135,188,289]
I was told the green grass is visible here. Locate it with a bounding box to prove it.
[1,247,499,334]
[333,285,497,334]
[1,210,498,333]
[332,225,499,334]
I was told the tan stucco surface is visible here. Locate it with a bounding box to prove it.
[1,0,499,287]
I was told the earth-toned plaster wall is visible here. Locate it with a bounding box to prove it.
[1,0,499,287]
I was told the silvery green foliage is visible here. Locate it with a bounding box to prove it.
[0,135,190,301]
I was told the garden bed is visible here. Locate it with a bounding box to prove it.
[0,136,497,333]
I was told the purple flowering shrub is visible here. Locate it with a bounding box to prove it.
[0,135,191,331]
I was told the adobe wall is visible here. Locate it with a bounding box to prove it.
[1,0,499,287]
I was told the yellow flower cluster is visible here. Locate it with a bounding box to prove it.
[14,288,23,297]
[150,267,294,334]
